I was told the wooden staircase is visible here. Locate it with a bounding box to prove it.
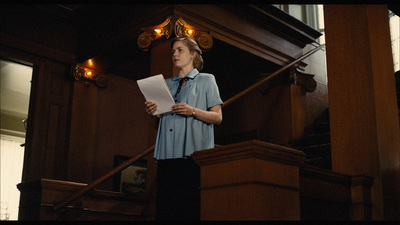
[291,107,332,170]
[292,70,400,171]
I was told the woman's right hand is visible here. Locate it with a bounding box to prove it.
[145,100,158,115]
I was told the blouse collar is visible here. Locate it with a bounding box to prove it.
[172,69,199,81]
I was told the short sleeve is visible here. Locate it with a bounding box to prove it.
[206,75,223,109]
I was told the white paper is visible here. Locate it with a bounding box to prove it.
[137,74,175,115]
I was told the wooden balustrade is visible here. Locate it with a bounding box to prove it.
[18,179,155,220]
[53,145,154,211]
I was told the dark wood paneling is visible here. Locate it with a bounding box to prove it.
[0,5,77,63]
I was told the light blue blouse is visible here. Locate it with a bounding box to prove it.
[154,69,223,160]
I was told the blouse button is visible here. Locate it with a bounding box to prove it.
[170,129,173,132]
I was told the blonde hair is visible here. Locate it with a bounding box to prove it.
[171,36,204,71]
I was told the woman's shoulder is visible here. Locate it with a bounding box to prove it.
[196,72,216,80]
[195,73,218,86]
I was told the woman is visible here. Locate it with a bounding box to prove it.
[144,36,223,220]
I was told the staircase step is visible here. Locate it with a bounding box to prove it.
[292,107,332,170]
[299,143,331,159]
[305,156,332,170]
[296,132,331,147]
[314,122,330,134]
[300,143,332,170]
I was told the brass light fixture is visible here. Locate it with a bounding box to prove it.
[137,17,213,52]
[72,65,108,88]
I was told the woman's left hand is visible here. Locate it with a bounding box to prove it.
[172,103,194,117]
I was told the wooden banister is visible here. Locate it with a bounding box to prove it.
[53,144,154,211]
[53,43,325,212]
[223,44,325,107]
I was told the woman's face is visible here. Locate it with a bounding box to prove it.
[171,40,195,71]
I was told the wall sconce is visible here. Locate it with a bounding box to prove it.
[137,16,213,52]
[72,65,108,88]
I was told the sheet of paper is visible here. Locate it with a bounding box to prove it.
[137,74,175,115]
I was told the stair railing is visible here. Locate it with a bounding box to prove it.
[53,43,325,212]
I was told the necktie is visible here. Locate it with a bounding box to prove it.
[175,77,189,97]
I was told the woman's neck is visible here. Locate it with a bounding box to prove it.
[179,66,194,78]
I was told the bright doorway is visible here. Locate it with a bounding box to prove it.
[0,59,32,220]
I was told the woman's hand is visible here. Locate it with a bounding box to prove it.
[145,100,158,115]
[172,103,194,117]
[172,103,223,125]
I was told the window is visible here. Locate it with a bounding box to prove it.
[273,4,325,44]
[390,11,400,72]
[274,4,399,71]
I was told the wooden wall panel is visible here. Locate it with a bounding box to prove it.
[324,5,400,219]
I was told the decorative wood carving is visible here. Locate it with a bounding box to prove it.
[137,16,213,52]
[291,68,317,92]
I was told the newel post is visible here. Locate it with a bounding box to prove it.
[192,140,306,220]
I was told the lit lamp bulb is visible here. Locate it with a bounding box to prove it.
[187,29,193,35]
[154,29,162,36]
[85,71,93,79]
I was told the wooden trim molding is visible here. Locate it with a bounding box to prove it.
[0,32,76,64]
[193,139,306,167]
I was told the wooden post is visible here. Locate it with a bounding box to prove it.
[192,140,305,220]
[324,5,400,219]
